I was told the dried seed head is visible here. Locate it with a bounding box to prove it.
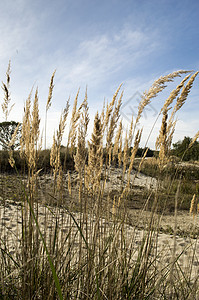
[104,84,122,129]
[135,70,191,130]
[106,90,123,149]
[113,120,122,158]
[118,135,123,167]
[57,167,63,191]
[1,61,14,120]
[190,194,197,217]
[8,150,15,168]
[163,74,192,112]
[138,148,148,173]
[87,112,103,193]
[157,111,169,169]
[172,72,199,115]
[68,171,72,196]
[50,133,57,167]
[46,70,56,112]
[68,89,80,153]
[189,131,199,149]
[8,122,21,149]
[128,114,134,148]
[20,91,32,158]
[57,99,70,146]
[74,124,86,176]
[32,88,40,142]
[127,128,143,184]
[122,130,129,177]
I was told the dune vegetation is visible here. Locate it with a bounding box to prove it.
[0,64,199,299]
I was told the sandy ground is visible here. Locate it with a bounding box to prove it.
[1,198,199,282]
[104,166,158,191]
[0,167,199,283]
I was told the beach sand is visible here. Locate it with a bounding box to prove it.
[1,198,199,282]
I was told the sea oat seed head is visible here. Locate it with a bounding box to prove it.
[46,70,56,112]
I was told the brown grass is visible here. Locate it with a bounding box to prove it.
[0,68,199,299]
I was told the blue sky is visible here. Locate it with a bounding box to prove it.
[0,0,199,148]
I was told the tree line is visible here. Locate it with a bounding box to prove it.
[0,121,198,162]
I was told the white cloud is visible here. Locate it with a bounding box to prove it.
[0,1,197,150]
[65,28,160,84]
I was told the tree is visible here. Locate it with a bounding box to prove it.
[172,136,199,161]
[136,147,154,158]
[0,121,22,150]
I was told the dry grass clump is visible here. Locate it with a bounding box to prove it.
[156,71,199,170]
[50,99,69,192]
[74,90,89,200]
[67,89,81,155]
[113,119,123,164]
[1,61,15,121]
[86,112,103,195]
[0,67,199,299]
[45,70,56,149]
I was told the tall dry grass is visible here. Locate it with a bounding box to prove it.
[0,65,199,299]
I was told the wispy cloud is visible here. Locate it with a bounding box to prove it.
[65,28,160,84]
[0,0,198,148]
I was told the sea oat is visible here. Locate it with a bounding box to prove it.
[68,89,80,154]
[8,122,21,149]
[106,90,123,147]
[57,99,70,145]
[28,88,40,169]
[100,86,123,172]
[1,61,15,120]
[122,131,129,177]
[100,98,106,125]
[172,72,199,114]
[87,112,103,193]
[68,171,72,196]
[74,124,86,177]
[134,70,191,133]
[128,114,134,149]
[20,91,32,159]
[118,134,123,167]
[127,128,143,186]
[57,168,63,192]
[138,147,149,173]
[32,88,40,142]
[167,119,177,151]
[8,150,15,167]
[167,71,199,129]
[104,84,122,130]
[156,110,168,149]
[50,100,69,190]
[189,131,199,149]
[79,88,89,133]
[157,110,168,169]
[113,120,122,159]
[19,87,41,174]
[190,194,197,217]
[156,72,198,168]
[74,90,89,181]
[45,70,56,149]
[46,70,56,112]
[163,74,192,112]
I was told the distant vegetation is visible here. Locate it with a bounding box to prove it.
[172,136,199,161]
[0,136,198,174]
